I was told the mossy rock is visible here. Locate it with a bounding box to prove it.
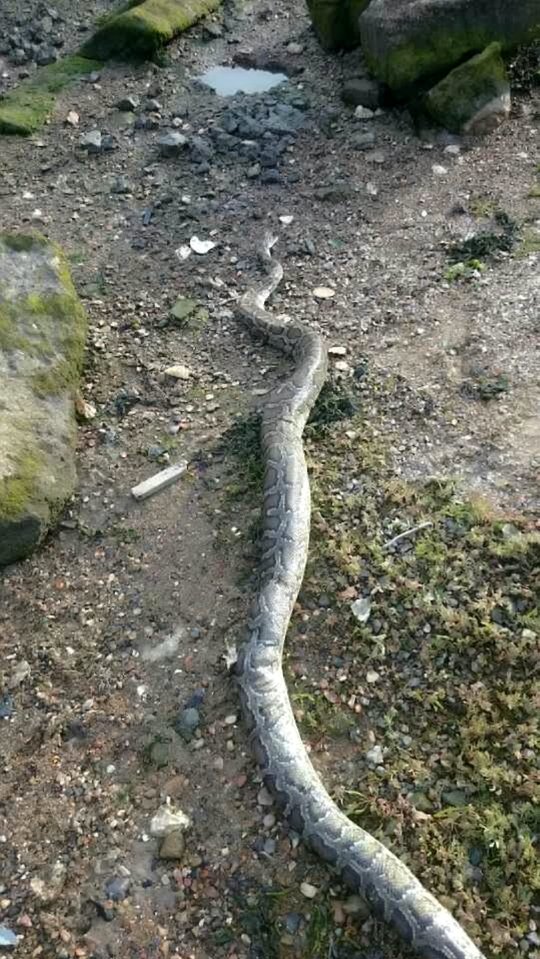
[360,0,540,97]
[0,55,101,136]
[306,0,372,51]
[81,0,221,61]
[423,43,510,134]
[0,233,87,566]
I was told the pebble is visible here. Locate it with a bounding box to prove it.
[176,706,200,741]
[65,110,79,126]
[284,912,302,934]
[432,164,448,176]
[365,744,384,765]
[117,94,139,111]
[111,175,132,195]
[366,669,380,684]
[0,926,17,949]
[263,813,276,828]
[354,105,375,120]
[287,42,304,55]
[351,130,376,151]
[300,882,318,899]
[158,131,188,157]
[159,829,186,860]
[342,77,381,110]
[257,786,273,807]
[164,364,191,380]
[149,804,190,838]
[80,130,102,153]
[105,876,131,902]
[0,695,14,719]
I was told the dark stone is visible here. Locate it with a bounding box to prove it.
[104,876,131,902]
[342,76,382,109]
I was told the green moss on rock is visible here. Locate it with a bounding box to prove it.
[0,449,42,523]
[0,55,102,136]
[82,0,221,61]
[360,0,540,97]
[423,44,510,133]
[0,232,87,566]
[306,0,371,51]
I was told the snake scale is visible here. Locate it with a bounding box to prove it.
[234,234,486,959]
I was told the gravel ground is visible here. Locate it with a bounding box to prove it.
[0,0,539,957]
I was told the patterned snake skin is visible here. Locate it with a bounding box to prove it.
[234,234,486,959]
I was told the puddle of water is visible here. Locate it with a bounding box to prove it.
[197,65,287,96]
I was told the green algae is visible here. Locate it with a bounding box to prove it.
[82,0,221,61]
[0,449,42,523]
[0,55,101,136]
[424,43,508,133]
[306,0,371,51]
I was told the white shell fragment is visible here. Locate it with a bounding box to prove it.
[190,236,216,255]
[351,597,371,623]
[313,286,335,299]
[150,804,191,838]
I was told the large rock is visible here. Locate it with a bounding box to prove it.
[82,0,221,61]
[0,234,87,566]
[306,0,372,51]
[423,43,511,134]
[360,0,540,96]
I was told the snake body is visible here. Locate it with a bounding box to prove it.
[235,235,486,959]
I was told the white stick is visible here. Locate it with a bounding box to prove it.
[131,461,188,501]
[382,521,433,550]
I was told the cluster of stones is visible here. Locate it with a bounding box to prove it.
[0,4,64,70]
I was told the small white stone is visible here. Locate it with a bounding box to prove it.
[432,164,448,176]
[224,714,238,725]
[366,670,380,684]
[300,882,318,899]
[365,744,384,765]
[279,215,294,225]
[164,364,191,380]
[334,360,350,372]
[328,345,347,356]
[257,786,274,807]
[354,105,374,120]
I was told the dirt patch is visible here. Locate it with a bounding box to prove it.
[0,0,539,957]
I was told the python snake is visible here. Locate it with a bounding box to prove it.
[235,234,485,959]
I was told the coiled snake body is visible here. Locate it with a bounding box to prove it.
[235,235,485,959]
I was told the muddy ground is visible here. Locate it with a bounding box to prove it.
[0,1,539,958]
